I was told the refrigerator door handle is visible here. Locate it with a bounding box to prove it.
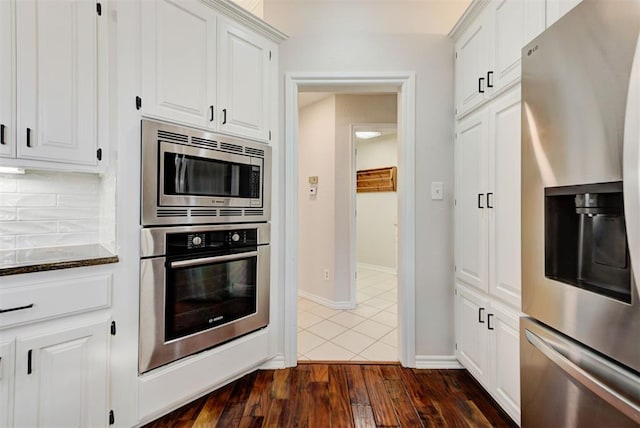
[525,329,640,423]
[623,33,640,295]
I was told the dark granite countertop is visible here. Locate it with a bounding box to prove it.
[0,244,119,276]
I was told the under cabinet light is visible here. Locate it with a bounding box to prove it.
[0,167,26,174]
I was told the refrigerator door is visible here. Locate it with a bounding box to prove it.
[520,317,640,427]
[521,0,640,373]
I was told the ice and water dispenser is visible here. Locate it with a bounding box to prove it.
[545,182,632,303]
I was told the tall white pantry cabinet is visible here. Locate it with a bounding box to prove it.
[451,0,583,424]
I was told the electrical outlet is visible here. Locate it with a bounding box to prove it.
[323,269,329,281]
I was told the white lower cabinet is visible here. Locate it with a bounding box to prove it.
[456,282,521,424]
[0,340,15,428]
[12,320,110,428]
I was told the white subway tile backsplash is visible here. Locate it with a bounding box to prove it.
[16,232,99,249]
[16,171,100,194]
[58,219,99,233]
[18,207,97,221]
[0,208,16,221]
[57,194,99,208]
[0,236,16,250]
[0,193,57,207]
[0,249,16,266]
[0,221,58,235]
[0,171,103,252]
[0,178,17,192]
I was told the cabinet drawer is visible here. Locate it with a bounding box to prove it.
[0,274,111,329]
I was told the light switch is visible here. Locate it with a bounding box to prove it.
[431,182,444,200]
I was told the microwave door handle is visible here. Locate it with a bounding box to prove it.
[174,155,182,193]
[179,155,187,193]
[170,251,259,269]
[623,36,640,292]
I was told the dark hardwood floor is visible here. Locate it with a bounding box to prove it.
[143,363,517,427]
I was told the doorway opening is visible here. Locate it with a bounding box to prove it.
[283,72,416,367]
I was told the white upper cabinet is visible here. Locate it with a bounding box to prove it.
[217,18,274,142]
[141,0,217,129]
[488,87,521,308]
[454,0,545,118]
[546,0,583,28]
[489,0,545,93]
[0,0,14,159]
[455,108,489,293]
[455,12,491,117]
[15,0,100,166]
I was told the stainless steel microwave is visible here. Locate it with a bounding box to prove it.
[141,119,271,225]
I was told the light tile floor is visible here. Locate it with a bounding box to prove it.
[297,267,398,361]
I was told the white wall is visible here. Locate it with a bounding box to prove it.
[356,133,398,271]
[297,95,337,303]
[266,2,456,357]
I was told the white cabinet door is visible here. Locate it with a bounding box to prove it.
[455,108,489,292]
[488,87,521,308]
[455,11,491,117]
[13,321,109,428]
[489,0,545,93]
[0,340,15,428]
[456,284,490,387]
[16,0,98,166]
[546,0,583,28]
[141,0,217,129]
[218,19,272,141]
[489,302,521,425]
[0,0,14,158]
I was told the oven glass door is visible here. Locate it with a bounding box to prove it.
[165,249,258,341]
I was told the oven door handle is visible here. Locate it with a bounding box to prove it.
[169,251,258,269]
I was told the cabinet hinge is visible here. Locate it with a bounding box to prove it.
[109,410,115,425]
[268,130,272,141]
[97,2,102,16]
[96,148,103,161]
[455,52,458,59]
[110,321,116,336]
[455,108,458,115]
[454,265,457,273]
[136,96,142,110]
[455,343,458,350]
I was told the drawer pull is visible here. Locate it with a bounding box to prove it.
[0,303,34,314]
[27,350,32,375]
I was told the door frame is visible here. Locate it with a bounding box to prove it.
[283,72,416,367]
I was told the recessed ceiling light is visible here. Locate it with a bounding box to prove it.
[355,131,382,140]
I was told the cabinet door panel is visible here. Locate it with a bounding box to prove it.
[0,0,14,158]
[141,0,216,128]
[456,284,490,386]
[14,321,109,428]
[455,109,489,292]
[491,0,545,93]
[0,340,15,428]
[489,88,521,308]
[218,20,271,141]
[456,14,490,117]
[16,0,97,165]
[490,303,521,424]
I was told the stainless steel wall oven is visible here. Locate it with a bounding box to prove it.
[139,223,270,374]
[141,119,271,226]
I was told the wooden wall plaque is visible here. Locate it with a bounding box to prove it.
[356,166,397,193]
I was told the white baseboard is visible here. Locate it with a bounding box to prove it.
[297,289,356,310]
[357,262,397,275]
[259,354,286,369]
[415,355,463,369]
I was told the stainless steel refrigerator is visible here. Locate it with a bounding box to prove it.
[521,0,640,426]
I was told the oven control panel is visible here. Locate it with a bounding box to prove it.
[167,229,258,255]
